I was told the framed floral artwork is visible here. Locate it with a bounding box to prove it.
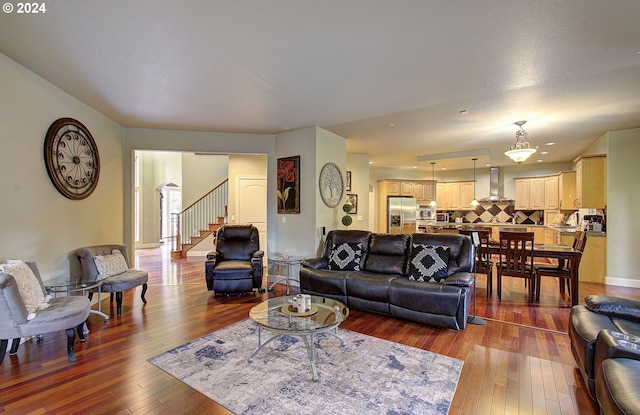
[277,155,300,214]
[346,193,358,214]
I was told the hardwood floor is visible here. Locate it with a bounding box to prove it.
[2,244,639,414]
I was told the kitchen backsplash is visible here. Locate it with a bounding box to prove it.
[443,201,543,225]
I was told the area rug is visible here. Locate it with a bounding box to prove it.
[148,319,463,415]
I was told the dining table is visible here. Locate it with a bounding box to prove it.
[485,242,583,306]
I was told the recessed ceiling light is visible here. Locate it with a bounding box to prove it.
[413,166,417,169]
[536,159,543,163]
[369,161,373,164]
[485,163,491,167]
[546,142,555,146]
[541,151,549,155]
[441,167,447,170]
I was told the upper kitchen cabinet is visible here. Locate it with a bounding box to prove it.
[558,170,577,210]
[434,181,475,210]
[544,175,559,210]
[413,180,436,202]
[379,179,436,201]
[515,177,545,210]
[575,156,607,209]
[436,182,447,207]
[446,182,461,210]
[459,181,476,210]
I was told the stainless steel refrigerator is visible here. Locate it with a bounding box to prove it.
[387,197,417,234]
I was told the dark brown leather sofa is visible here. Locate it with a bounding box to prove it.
[299,230,475,330]
[569,295,640,413]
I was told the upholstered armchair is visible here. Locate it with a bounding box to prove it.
[205,224,264,295]
[74,244,148,316]
[0,261,90,363]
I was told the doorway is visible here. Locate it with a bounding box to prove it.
[158,183,181,243]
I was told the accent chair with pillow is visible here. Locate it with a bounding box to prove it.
[0,260,90,363]
[74,244,148,316]
[300,230,475,330]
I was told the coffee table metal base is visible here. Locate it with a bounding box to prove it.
[247,325,346,382]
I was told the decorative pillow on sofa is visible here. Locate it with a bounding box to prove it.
[328,242,363,271]
[0,259,50,319]
[408,244,450,283]
[94,249,129,280]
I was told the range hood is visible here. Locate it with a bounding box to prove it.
[479,167,513,202]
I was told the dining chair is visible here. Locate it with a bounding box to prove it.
[459,227,494,296]
[534,231,586,302]
[497,231,536,300]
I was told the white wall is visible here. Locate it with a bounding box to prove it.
[606,128,640,287]
[274,127,318,258]
[123,128,276,258]
[315,128,347,254]
[346,154,370,231]
[181,153,228,208]
[0,53,124,279]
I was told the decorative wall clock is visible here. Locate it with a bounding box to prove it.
[43,118,100,200]
[319,162,344,208]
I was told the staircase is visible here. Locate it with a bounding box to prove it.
[170,179,228,258]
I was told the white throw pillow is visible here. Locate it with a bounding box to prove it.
[0,259,50,319]
[94,249,129,280]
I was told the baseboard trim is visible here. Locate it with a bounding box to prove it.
[605,276,640,288]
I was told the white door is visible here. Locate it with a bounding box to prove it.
[237,177,267,257]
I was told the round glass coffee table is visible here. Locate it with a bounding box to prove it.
[248,295,349,381]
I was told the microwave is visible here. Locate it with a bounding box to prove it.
[436,212,449,222]
[417,205,436,221]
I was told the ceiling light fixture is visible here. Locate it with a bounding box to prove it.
[505,120,537,164]
[470,158,479,207]
[429,162,437,207]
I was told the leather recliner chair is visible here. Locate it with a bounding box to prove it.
[205,224,264,295]
[569,295,640,401]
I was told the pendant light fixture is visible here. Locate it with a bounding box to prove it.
[470,158,479,207]
[505,120,537,164]
[429,162,437,207]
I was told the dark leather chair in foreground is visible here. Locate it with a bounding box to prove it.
[569,295,640,404]
[205,224,264,295]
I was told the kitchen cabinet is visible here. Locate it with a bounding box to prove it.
[436,183,447,208]
[530,178,545,209]
[544,175,559,210]
[425,181,436,202]
[413,180,436,202]
[378,179,437,231]
[379,179,436,201]
[459,181,476,210]
[545,228,560,245]
[446,182,460,210]
[515,178,530,209]
[432,181,475,210]
[559,170,577,210]
[561,232,606,284]
[515,177,545,210]
[413,181,426,200]
[575,156,606,209]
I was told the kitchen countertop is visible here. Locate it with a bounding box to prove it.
[430,222,606,236]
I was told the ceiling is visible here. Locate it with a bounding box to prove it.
[1,1,639,171]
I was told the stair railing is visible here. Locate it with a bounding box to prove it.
[172,179,228,252]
